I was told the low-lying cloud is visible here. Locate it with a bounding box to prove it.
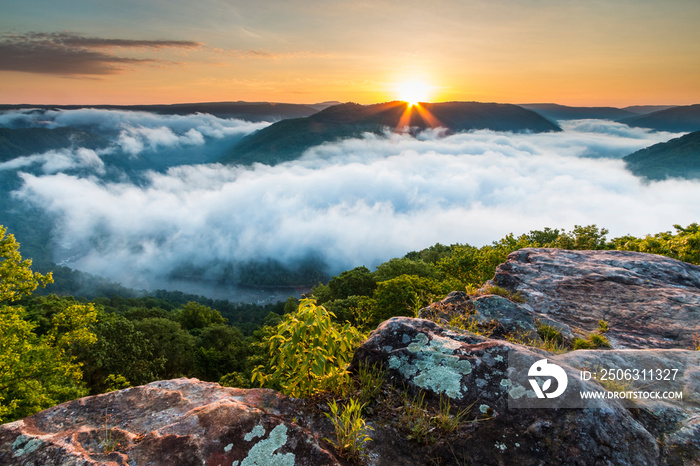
[0,108,269,169]
[0,147,105,174]
[12,118,698,291]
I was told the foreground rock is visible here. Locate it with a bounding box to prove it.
[351,317,688,465]
[0,379,339,466]
[490,248,700,349]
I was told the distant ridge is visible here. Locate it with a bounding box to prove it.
[622,105,676,115]
[624,130,700,180]
[220,101,561,166]
[0,101,321,122]
[519,103,636,121]
[618,104,700,132]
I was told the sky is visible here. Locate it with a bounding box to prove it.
[1,0,699,106]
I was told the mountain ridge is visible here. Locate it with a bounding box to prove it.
[618,104,700,132]
[624,130,700,180]
[220,100,562,166]
[519,103,638,121]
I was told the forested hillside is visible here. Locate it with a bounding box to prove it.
[624,130,700,180]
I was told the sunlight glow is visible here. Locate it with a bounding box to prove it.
[397,81,431,106]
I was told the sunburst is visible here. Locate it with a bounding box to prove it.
[396,81,431,106]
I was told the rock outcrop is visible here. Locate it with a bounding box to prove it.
[351,317,663,465]
[0,379,339,466]
[490,248,700,349]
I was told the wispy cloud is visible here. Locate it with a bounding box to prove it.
[0,32,202,75]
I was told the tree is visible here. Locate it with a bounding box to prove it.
[373,258,439,282]
[79,312,164,394]
[133,318,196,379]
[371,275,447,326]
[555,225,610,250]
[327,266,377,301]
[611,223,700,265]
[0,225,52,304]
[175,302,226,331]
[193,324,249,381]
[0,226,95,422]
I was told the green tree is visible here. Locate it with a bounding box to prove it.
[175,302,227,331]
[324,295,377,329]
[371,275,447,326]
[611,223,700,265]
[80,312,164,394]
[0,225,52,303]
[194,324,250,382]
[555,225,610,250]
[327,266,377,301]
[373,258,439,282]
[133,317,196,379]
[404,243,456,264]
[0,226,95,422]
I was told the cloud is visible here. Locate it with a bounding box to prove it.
[0,32,202,75]
[12,120,699,291]
[0,108,270,159]
[0,147,105,174]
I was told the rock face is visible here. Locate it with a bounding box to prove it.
[420,291,575,344]
[0,379,339,466]
[350,317,698,465]
[490,248,700,349]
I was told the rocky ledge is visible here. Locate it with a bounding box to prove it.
[490,248,700,349]
[0,379,338,466]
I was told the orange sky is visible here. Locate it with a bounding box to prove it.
[1,0,699,107]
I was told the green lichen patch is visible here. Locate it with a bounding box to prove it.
[239,424,295,466]
[11,435,42,458]
[389,331,474,399]
[244,423,265,442]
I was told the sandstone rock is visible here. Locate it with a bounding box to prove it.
[350,317,662,465]
[490,248,700,349]
[0,379,339,466]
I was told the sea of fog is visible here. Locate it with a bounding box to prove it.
[1,108,699,300]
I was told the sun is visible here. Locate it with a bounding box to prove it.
[397,81,431,106]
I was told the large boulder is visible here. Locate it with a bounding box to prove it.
[350,317,664,465]
[0,379,339,466]
[490,248,700,349]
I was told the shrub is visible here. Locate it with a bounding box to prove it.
[251,299,363,397]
